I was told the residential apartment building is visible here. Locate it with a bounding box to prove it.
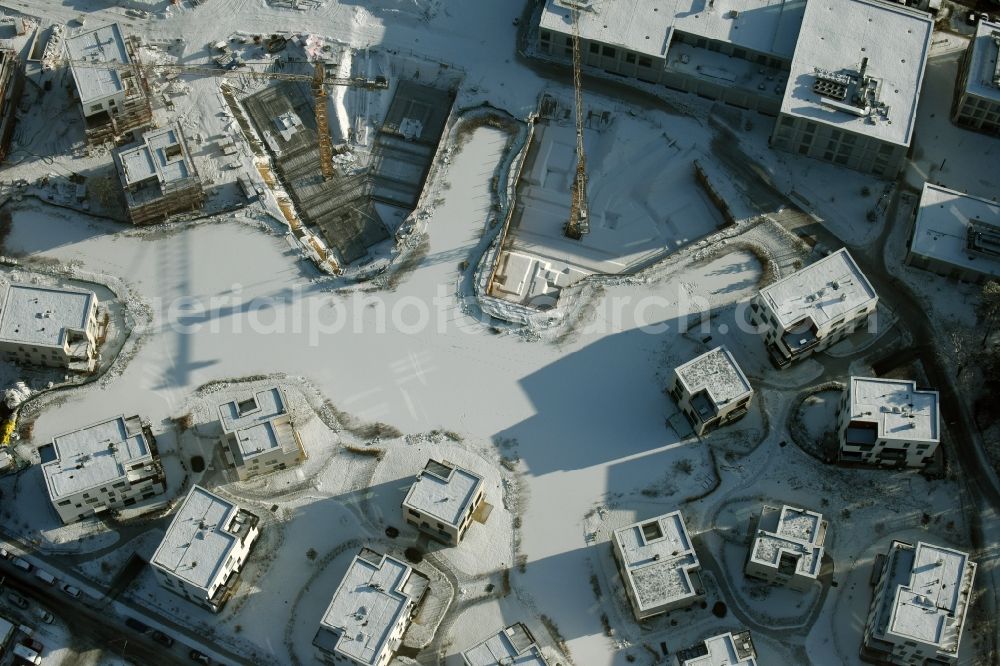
[745,505,826,591]
[39,415,165,524]
[951,19,1000,136]
[837,377,940,468]
[150,485,260,612]
[402,459,485,546]
[536,0,933,177]
[0,49,24,164]
[0,282,101,372]
[611,511,703,620]
[114,123,205,225]
[313,549,429,666]
[674,631,758,666]
[218,386,305,481]
[906,182,1000,283]
[770,0,933,176]
[669,346,753,437]
[65,23,152,144]
[749,249,878,367]
[537,0,804,116]
[462,623,548,666]
[863,541,976,665]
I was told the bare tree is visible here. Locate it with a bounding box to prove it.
[977,280,1000,346]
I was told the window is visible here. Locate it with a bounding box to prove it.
[90,104,102,112]
[625,53,636,64]
[602,45,616,58]
[589,43,599,54]
[540,30,551,42]
[638,56,652,68]
[408,509,421,517]
[57,499,71,506]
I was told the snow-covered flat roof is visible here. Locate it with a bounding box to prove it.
[613,511,700,611]
[878,542,975,654]
[675,346,751,406]
[403,459,483,528]
[118,124,193,188]
[750,505,825,578]
[758,248,877,331]
[779,0,932,147]
[909,182,1000,279]
[218,386,296,464]
[849,377,939,442]
[0,282,94,349]
[65,23,130,105]
[462,623,548,666]
[539,0,805,62]
[680,632,757,665]
[964,20,1000,103]
[316,550,428,665]
[42,415,152,500]
[150,485,249,593]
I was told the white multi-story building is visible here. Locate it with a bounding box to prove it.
[218,386,305,481]
[749,248,878,367]
[402,459,485,546]
[952,19,1000,137]
[64,23,152,144]
[39,415,165,524]
[770,0,932,176]
[313,549,430,666]
[863,541,976,665]
[462,623,548,666]
[838,377,940,468]
[150,485,260,613]
[114,123,205,225]
[745,505,826,591]
[0,282,100,371]
[906,182,1000,283]
[674,631,758,666]
[0,282,100,372]
[669,346,753,437]
[537,0,804,116]
[536,0,932,177]
[611,511,702,620]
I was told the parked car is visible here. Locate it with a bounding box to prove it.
[7,592,27,609]
[20,638,43,653]
[0,547,11,559]
[60,583,82,599]
[11,558,31,572]
[150,630,174,647]
[124,617,149,633]
[189,650,211,664]
[33,569,55,586]
[32,607,53,624]
[12,643,40,665]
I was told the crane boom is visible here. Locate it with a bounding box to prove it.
[565,6,589,240]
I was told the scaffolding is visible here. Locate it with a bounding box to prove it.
[81,36,153,146]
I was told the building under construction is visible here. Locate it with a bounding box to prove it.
[114,123,205,225]
[0,49,24,163]
[242,77,453,265]
[65,23,153,145]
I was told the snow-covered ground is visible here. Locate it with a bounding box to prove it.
[0,0,995,664]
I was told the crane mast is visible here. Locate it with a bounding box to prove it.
[565,6,589,240]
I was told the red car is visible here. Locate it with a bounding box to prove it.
[20,638,43,654]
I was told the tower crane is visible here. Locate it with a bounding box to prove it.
[564,4,589,240]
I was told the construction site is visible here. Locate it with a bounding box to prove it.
[0,48,23,163]
[0,0,997,665]
[113,122,205,225]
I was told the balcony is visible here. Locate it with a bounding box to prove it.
[781,320,820,356]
